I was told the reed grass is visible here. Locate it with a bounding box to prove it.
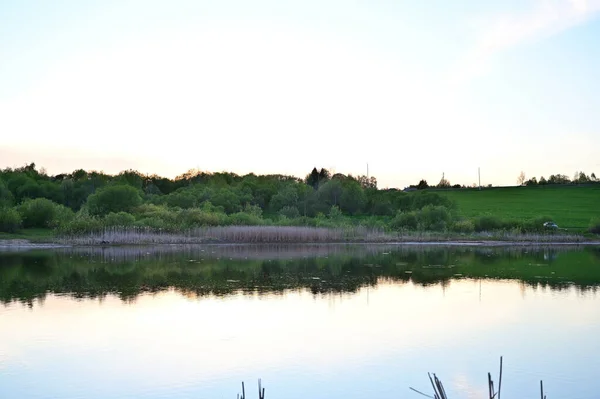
[237,358,550,399]
[411,357,548,399]
[55,225,591,246]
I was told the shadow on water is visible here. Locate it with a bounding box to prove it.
[1,244,600,306]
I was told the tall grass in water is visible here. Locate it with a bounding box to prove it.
[411,357,548,399]
[59,225,393,245]
[237,358,549,398]
[56,225,589,246]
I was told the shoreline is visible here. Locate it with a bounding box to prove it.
[1,238,599,250]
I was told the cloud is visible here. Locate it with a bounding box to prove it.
[452,0,600,83]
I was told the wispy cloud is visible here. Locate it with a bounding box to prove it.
[453,0,600,83]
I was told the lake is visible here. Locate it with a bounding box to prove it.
[1,244,599,399]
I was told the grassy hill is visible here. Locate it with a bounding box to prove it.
[440,185,600,231]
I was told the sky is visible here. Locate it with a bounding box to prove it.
[1,0,600,188]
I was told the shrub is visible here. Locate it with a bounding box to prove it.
[279,206,300,219]
[0,207,22,233]
[417,205,451,230]
[55,214,103,235]
[590,218,600,235]
[134,217,173,230]
[328,205,343,220]
[450,219,475,233]
[473,215,504,232]
[133,204,178,224]
[176,208,225,228]
[227,212,264,226]
[86,185,143,216]
[104,212,136,227]
[17,198,73,228]
[0,180,14,207]
[519,216,554,232]
[390,211,418,230]
[49,203,75,228]
[165,191,196,209]
[410,191,455,211]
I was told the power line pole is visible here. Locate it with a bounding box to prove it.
[478,167,481,190]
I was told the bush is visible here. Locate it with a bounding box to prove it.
[86,185,143,216]
[51,204,75,229]
[450,219,475,233]
[104,212,136,227]
[519,216,554,233]
[0,180,14,207]
[17,198,73,228]
[473,215,504,232]
[590,218,600,235]
[55,214,103,235]
[133,204,178,224]
[328,205,343,220]
[410,191,455,211]
[390,211,418,230]
[165,191,196,209]
[176,208,225,228]
[279,206,300,219]
[0,207,22,233]
[134,217,174,230]
[417,205,451,230]
[227,212,264,226]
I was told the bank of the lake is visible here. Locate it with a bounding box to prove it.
[1,225,599,248]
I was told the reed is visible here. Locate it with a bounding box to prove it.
[55,225,591,246]
[236,359,550,399]
[411,357,548,399]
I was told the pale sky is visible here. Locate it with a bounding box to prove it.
[1,0,600,188]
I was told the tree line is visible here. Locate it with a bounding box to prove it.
[0,163,454,234]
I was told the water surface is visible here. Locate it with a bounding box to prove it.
[1,244,599,399]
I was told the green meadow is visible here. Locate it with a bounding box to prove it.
[440,185,600,231]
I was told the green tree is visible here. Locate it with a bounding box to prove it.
[339,179,366,215]
[416,179,429,190]
[269,185,298,212]
[306,167,320,190]
[86,185,143,216]
[17,198,74,228]
[0,179,14,207]
[0,207,22,233]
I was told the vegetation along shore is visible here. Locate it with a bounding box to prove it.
[0,163,599,245]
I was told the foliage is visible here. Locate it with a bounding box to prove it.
[416,180,429,190]
[17,198,74,228]
[87,185,143,216]
[450,219,475,233]
[55,213,104,236]
[417,205,451,230]
[104,212,136,227]
[390,211,418,230]
[437,176,451,188]
[0,179,14,207]
[589,218,600,235]
[2,163,598,237]
[279,206,300,219]
[473,215,504,232]
[0,207,22,233]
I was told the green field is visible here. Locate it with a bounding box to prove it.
[440,185,600,231]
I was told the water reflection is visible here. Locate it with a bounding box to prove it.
[1,245,600,399]
[1,244,599,306]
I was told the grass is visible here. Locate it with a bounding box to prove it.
[53,226,590,245]
[0,228,55,242]
[440,185,600,231]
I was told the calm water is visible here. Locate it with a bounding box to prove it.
[1,244,600,399]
